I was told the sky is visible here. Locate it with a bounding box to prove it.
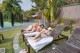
[0,0,2,4]
[0,0,36,11]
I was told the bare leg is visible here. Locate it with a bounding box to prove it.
[33,32,41,40]
[26,37,42,42]
[26,32,41,40]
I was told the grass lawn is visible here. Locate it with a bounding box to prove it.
[19,29,71,53]
[0,28,71,53]
[0,29,21,53]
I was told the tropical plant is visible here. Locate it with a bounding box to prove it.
[0,4,4,11]
[2,0,22,21]
[31,0,80,22]
[31,0,58,22]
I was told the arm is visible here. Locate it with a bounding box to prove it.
[29,28,36,32]
[27,32,41,40]
[24,28,36,33]
[33,29,47,40]
[25,25,32,31]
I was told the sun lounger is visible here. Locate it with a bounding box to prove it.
[24,19,71,52]
[51,19,59,27]
[22,19,59,41]
[43,28,80,53]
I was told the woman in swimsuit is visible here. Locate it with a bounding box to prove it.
[27,27,52,41]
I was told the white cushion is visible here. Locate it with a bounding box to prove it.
[27,36,53,52]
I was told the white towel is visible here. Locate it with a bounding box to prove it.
[24,32,39,37]
[27,36,53,52]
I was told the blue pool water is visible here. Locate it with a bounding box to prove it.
[0,21,35,31]
[0,22,23,28]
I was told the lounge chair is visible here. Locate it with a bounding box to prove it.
[51,19,59,27]
[24,19,71,52]
[22,19,59,42]
[42,28,80,53]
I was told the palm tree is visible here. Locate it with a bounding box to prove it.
[2,0,22,21]
[0,4,4,27]
[0,4,4,11]
[2,0,13,20]
[12,0,22,22]
[2,0,22,26]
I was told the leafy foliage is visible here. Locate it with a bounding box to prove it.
[2,0,22,21]
[31,0,80,23]
[23,9,35,20]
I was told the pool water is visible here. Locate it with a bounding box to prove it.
[0,22,25,28]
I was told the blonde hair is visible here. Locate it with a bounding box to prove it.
[33,23,38,28]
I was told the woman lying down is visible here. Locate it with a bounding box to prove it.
[26,27,52,42]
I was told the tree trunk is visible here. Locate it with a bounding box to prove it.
[11,13,14,26]
[0,12,4,28]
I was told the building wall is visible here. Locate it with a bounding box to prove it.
[64,0,80,2]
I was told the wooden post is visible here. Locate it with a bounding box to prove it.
[0,12,4,28]
[25,39,30,53]
[27,43,30,53]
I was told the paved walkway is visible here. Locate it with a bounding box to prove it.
[13,33,21,53]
